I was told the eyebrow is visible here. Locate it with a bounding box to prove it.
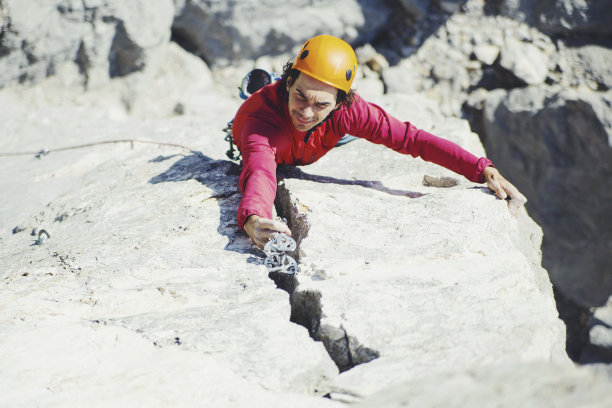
[296,88,332,106]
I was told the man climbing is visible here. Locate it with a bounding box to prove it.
[232,34,526,249]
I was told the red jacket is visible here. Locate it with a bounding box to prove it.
[232,81,492,229]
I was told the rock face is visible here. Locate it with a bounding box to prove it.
[0,0,174,88]
[485,0,612,39]
[274,96,569,399]
[0,80,340,406]
[2,0,612,406]
[356,361,612,408]
[171,0,394,67]
[0,0,397,88]
[370,0,612,362]
[476,86,612,309]
[1,74,591,406]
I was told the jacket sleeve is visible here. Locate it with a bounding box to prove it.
[236,121,281,229]
[338,96,493,183]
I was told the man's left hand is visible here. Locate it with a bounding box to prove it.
[484,166,527,216]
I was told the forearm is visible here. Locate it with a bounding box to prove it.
[237,149,278,229]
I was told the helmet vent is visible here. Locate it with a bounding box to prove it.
[345,68,352,81]
[300,50,309,60]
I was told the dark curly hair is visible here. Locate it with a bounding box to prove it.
[280,60,355,108]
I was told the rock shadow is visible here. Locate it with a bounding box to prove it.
[148,154,426,259]
[148,152,261,261]
[362,0,462,66]
[147,153,427,267]
[277,165,425,199]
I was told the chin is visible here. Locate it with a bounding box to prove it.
[293,119,315,132]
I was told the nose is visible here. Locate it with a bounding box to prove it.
[299,104,314,119]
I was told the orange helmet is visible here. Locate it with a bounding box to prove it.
[292,35,357,93]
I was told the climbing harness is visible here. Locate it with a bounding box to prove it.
[263,233,298,274]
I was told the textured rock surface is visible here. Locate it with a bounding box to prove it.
[373,0,612,363]
[275,95,569,400]
[582,296,612,364]
[2,0,612,405]
[0,79,339,407]
[485,0,612,38]
[171,0,394,66]
[1,78,588,405]
[0,0,174,88]
[356,361,612,407]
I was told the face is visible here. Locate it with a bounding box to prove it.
[286,73,340,132]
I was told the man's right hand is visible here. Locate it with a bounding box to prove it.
[243,215,292,250]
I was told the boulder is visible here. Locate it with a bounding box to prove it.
[485,0,612,39]
[472,43,500,65]
[378,9,557,116]
[396,0,466,19]
[498,37,549,86]
[557,44,612,91]
[0,0,174,88]
[581,296,612,364]
[171,0,395,67]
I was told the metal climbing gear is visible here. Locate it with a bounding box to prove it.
[264,233,298,274]
[34,229,50,245]
[223,119,241,161]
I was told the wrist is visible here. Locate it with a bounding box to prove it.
[244,214,260,234]
[245,214,260,225]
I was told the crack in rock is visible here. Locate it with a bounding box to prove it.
[273,180,380,373]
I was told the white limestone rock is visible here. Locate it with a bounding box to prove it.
[356,361,612,408]
[488,0,612,39]
[581,296,612,364]
[557,45,612,91]
[0,0,174,88]
[0,83,339,407]
[171,0,394,67]
[275,94,569,401]
[499,38,549,85]
[472,43,500,65]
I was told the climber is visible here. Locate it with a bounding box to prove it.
[232,34,526,249]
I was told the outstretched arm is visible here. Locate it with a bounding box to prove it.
[235,118,293,249]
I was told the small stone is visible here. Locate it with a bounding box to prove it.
[472,44,500,65]
[423,174,460,187]
[12,226,26,234]
[173,103,185,115]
